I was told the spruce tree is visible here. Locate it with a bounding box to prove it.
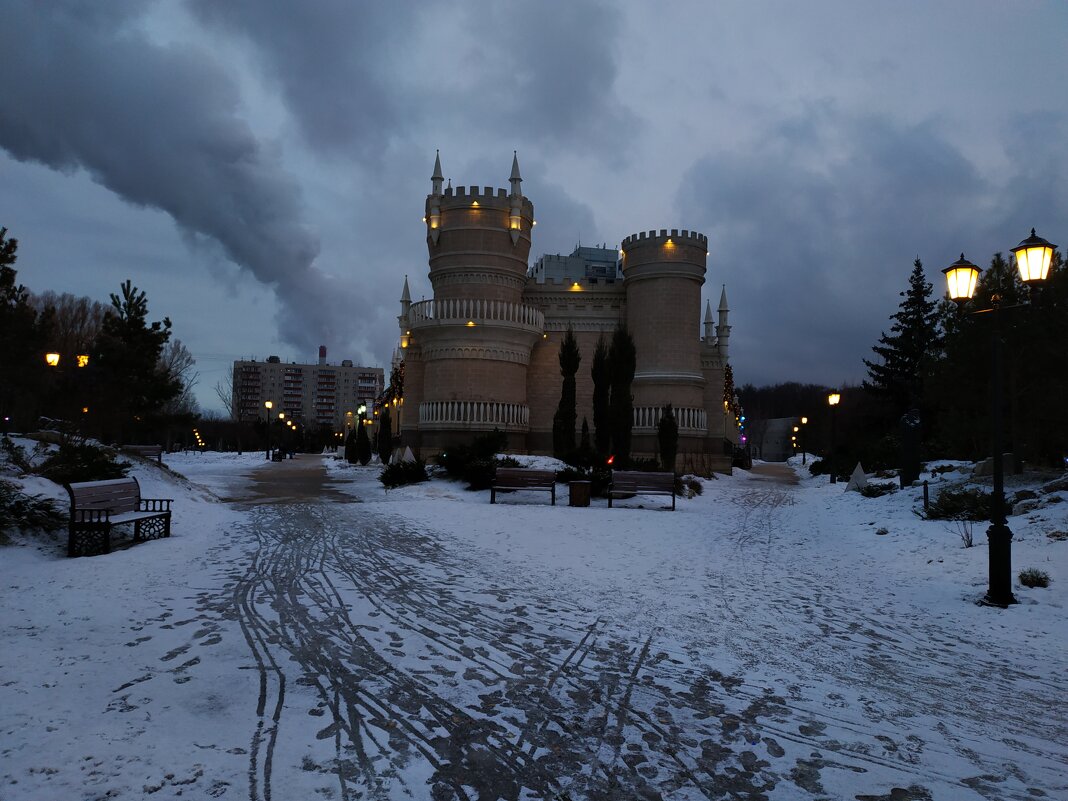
[591,334,610,454]
[862,258,942,417]
[551,327,580,458]
[657,404,678,472]
[608,326,636,463]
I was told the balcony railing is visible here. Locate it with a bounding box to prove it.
[408,299,543,331]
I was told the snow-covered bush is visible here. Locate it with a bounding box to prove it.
[379,458,428,489]
[1019,568,1051,588]
[923,486,991,521]
[0,479,65,542]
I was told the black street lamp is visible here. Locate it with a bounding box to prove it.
[827,391,841,483]
[942,228,1056,607]
[264,400,273,459]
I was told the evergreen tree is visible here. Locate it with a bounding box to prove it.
[608,326,636,462]
[657,404,679,472]
[551,327,580,457]
[579,417,591,452]
[862,258,942,417]
[344,429,358,463]
[0,228,42,428]
[94,280,180,442]
[356,419,372,465]
[591,334,610,454]
[377,405,392,464]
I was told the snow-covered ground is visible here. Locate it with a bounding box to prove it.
[1,445,1065,800]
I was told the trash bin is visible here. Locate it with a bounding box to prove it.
[569,480,591,507]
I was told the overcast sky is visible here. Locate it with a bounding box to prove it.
[2,1,1065,413]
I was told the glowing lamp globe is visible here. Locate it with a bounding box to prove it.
[1011,228,1056,285]
[827,392,841,407]
[942,254,981,302]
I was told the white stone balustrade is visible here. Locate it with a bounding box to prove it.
[632,406,707,433]
[419,400,530,430]
[408,299,544,330]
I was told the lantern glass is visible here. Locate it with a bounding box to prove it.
[827,392,841,407]
[1011,229,1055,285]
[942,254,980,301]
[45,352,61,367]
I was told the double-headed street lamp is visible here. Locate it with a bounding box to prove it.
[942,228,1056,607]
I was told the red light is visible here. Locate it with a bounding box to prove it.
[607,455,615,465]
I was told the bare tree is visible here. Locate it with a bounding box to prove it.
[159,338,199,416]
[214,370,236,420]
[30,291,107,354]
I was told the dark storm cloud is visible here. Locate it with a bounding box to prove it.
[0,1,355,353]
[187,0,634,160]
[678,103,992,387]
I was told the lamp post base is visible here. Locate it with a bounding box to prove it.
[984,522,1018,607]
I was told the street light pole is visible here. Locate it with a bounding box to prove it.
[942,228,1057,607]
[264,400,273,460]
[827,392,841,483]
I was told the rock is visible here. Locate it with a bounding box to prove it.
[1012,499,1042,516]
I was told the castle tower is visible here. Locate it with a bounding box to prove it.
[621,228,710,466]
[400,152,543,451]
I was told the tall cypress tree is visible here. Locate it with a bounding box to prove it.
[552,327,580,457]
[608,326,636,462]
[355,419,372,465]
[377,405,392,464]
[591,334,610,454]
[862,258,942,417]
[657,404,679,472]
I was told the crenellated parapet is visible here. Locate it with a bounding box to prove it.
[621,229,708,249]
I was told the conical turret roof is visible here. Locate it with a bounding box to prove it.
[432,150,443,181]
[510,150,522,182]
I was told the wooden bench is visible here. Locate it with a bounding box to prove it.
[608,470,676,510]
[124,444,164,464]
[491,467,557,505]
[64,477,173,557]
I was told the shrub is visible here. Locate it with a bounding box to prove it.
[1,436,35,473]
[953,520,975,548]
[379,458,428,489]
[1019,568,1051,588]
[860,482,896,498]
[929,464,958,475]
[674,475,703,498]
[556,466,589,484]
[439,430,512,490]
[923,486,992,521]
[36,443,130,484]
[0,479,66,542]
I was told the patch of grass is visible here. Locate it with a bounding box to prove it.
[1019,568,1051,589]
[860,482,896,498]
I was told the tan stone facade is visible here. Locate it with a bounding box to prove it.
[397,154,737,473]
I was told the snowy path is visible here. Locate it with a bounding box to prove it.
[2,456,1065,800]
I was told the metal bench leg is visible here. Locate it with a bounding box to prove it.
[491,488,496,504]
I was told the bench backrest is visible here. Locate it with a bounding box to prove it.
[611,470,674,492]
[125,445,163,456]
[495,467,556,486]
[66,477,142,514]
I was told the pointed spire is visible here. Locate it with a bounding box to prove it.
[431,150,443,196]
[703,299,714,323]
[718,284,729,311]
[400,274,411,303]
[509,150,522,198]
[703,299,714,342]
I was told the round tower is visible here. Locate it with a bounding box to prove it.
[621,228,709,462]
[405,152,543,451]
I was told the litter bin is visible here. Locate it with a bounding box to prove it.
[569,480,591,508]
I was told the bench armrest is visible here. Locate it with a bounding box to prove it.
[139,498,173,512]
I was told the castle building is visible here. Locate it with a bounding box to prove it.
[396,153,736,473]
[232,347,383,430]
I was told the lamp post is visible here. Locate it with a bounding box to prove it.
[800,416,809,465]
[942,229,1055,607]
[264,400,273,459]
[827,392,841,483]
[43,351,91,425]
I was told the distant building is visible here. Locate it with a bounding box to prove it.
[395,152,738,473]
[232,346,383,430]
